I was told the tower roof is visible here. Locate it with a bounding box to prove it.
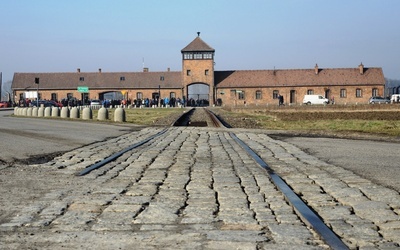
[181,35,215,53]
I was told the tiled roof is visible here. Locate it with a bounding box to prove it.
[214,67,385,88]
[181,36,215,52]
[12,71,182,90]
[12,67,385,91]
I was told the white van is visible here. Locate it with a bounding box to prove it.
[303,95,329,105]
[391,94,400,103]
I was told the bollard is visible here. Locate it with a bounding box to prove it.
[114,107,126,122]
[13,107,19,116]
[22,108,28,116]
[97,107,108,121]
[51,107,59,117]
[70,107,80,119]
[27,107,33,116]
[82,107,92,120]
[32,107,38,116]
[60,107,69,118]
[44,107,52,117]
[38,107,45,117]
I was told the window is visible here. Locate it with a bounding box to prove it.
[194,53,202,59]
[273,90,279,99]
[187,70,191,76]
[120,76,125,81]
[160,76,164,81]
[238,91,245,100]
[203,53,213,59]
[67,93,73,99]
[205,69,209,75]
[307,89,314,95]
[79,77,84,81]
[340,89,347,98]
[255,90,262,99]
[51,93,57,101]
[170,92,176,98]
[183,53,193,59]
[137,92,143,100]
[19,93,24,100]
[356,88,362,98]
[372,88,378,97]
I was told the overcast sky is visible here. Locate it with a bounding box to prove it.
[1,0,399,84]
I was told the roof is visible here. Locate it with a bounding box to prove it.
[181,36,215,52]
[12,67,385,91]
[214,67,385,88]
[12,71,182,90]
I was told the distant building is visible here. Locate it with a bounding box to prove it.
[12,34,385,106]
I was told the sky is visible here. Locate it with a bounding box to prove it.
[1,0,400,90]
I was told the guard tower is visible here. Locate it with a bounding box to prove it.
[181,32,215,106]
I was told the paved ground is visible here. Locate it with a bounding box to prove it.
[1,125,399,249]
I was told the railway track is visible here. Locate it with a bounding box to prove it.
[76,107,348,249]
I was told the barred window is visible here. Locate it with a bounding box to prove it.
[255,90,262,99]
[238,91,245,100]
[340,89,347,98]
[356,88,362,98]
[273,90,279,99]
[372,88,378,97]
[307,89,314,95]
[137,92,143,100]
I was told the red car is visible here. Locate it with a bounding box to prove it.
[0,101,10,108]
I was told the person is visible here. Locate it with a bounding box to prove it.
[278,95,284,106]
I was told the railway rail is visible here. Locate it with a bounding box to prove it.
[76,107,348,249]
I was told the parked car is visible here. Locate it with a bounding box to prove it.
[302,95,329,105]
[90,100,101,106]
[368,96,390,104]
[390,94,400,103]
[0,101,10,108]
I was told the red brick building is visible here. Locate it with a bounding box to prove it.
[12,34,385,106]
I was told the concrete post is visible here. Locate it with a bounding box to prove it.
[114,107,126,122]
[32,107,38,116]
[44,107,52,117]
[82,107,92,120]
[97,107,108,121]
[70,107,80,119]
[51,107,59,117]
[38,107,45,117]
[60,107,69,118]
[27,107,33,116]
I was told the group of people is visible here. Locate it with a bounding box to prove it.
[132,97,182,108]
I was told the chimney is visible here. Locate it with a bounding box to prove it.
[143,67,149,72]
[314,64,319,75]
[77,68,81,73]
[359,63,364,75]
[98,68,102,73]
[167,67,170,72]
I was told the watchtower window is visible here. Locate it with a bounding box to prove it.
[183,53,193,60]
[187,70,191,76]
[205,69,209,75]
[194,53,202,59]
